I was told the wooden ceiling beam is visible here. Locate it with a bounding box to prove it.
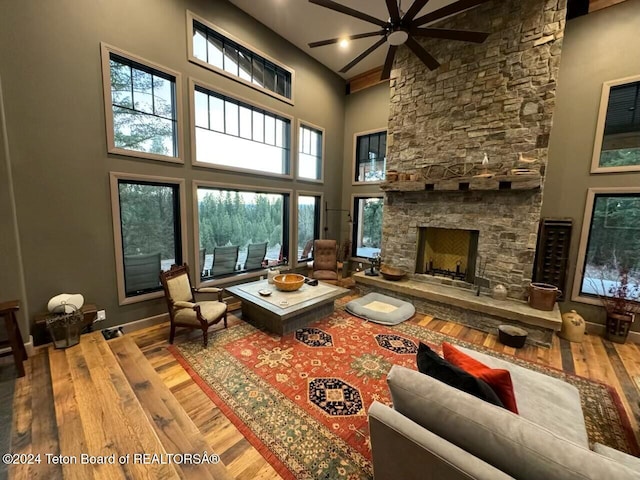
[346,66,388,94]
[589,0,630,13]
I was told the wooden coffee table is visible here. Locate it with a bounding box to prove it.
[226,279,349,335]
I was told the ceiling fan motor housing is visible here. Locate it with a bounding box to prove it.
[387,29,409,45]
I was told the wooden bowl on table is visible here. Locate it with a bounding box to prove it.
[379,266,406,281]
[273,273,305,292]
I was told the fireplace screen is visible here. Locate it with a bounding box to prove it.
[415,227,479,283]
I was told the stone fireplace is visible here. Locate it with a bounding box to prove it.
[381,0,567,301]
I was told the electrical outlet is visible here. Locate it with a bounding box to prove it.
[95,310,106,322]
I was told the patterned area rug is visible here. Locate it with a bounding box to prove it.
[170,311,639,480]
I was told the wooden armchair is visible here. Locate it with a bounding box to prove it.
[159,264,227,347]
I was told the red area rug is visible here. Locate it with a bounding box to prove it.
[170,310,639,479]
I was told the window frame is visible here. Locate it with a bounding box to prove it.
[350,193,384,261]
[352,128,388,185]
[295,191,324,266]
[101,43,184,164]
[571,186,640,306]
[591,74,640,174]
[193,180,293,287]
[109,172,188,306]
[186,10,295,105]
[189,78,293,179]
[296,120,325,184]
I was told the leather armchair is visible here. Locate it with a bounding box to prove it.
[312,239,339,282]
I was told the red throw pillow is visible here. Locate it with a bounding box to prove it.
[442,342,518,414]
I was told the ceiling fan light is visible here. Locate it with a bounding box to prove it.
[387,30,408,46]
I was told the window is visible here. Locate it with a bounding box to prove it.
[592,75,640,173]
[297,194,322,262]
[192,82,291,176]
[110,173,186,305]
[573,188,640,304]
[101,43,182,163]
[354,130,387,183]
[197,186,290,280]
[298,123,324,181]
[352,196,383,258]
[188,11,294,103]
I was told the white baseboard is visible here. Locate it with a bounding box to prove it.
[24,335,34,356]
[585,321,640,344]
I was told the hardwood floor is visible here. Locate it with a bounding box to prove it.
[7,306,640,479]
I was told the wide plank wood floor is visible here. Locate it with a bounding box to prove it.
[8,305,640,479]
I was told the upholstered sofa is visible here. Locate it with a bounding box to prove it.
[369,345,640,480]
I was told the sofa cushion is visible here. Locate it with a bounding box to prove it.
[369,401,517,480]
[455,345,588,447]
[387,365,640,480]
[416,343,505,408]
[443,343,518,414]
[594,443,640,470]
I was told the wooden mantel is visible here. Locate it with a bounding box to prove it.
[380,172,542,193]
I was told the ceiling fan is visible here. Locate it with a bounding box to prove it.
[308,0,492,80]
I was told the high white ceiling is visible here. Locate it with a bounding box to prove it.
[228,0,459,79]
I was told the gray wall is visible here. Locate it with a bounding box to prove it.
[0,0,345,334]
[340,83,390,247]
[543,0,640,329]
[0,76,28,340]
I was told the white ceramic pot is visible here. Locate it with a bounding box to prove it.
[267,269,280,284]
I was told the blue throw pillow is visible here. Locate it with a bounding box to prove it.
[416,342,505,409]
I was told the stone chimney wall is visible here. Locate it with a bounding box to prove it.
[383,0,567,299]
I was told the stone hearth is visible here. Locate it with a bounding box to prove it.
[354,272,561,348]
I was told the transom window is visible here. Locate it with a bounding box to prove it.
[197,186,290,280]
[297,194,322,262]
[576,190,640,302]
[101,44,182,162]
[298,124,323,181]
[193,84,291,175]
[352,197,383,258]
[189,12,293,102]
[110,173,186,305]
[354,131,387,182]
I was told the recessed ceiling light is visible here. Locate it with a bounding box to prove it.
[339,39,349,48]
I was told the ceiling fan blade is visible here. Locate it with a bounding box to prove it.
[385,0,401,23]
[403,0,431,23]
[413,0,490,26]
[381,46,398,80]
[309,0,388,27]
[411,27,489,43]
[405,37,440,70]
[339,37,387,73]
[308,30,385,48]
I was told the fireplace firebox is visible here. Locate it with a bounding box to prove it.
[415,227,479,283]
